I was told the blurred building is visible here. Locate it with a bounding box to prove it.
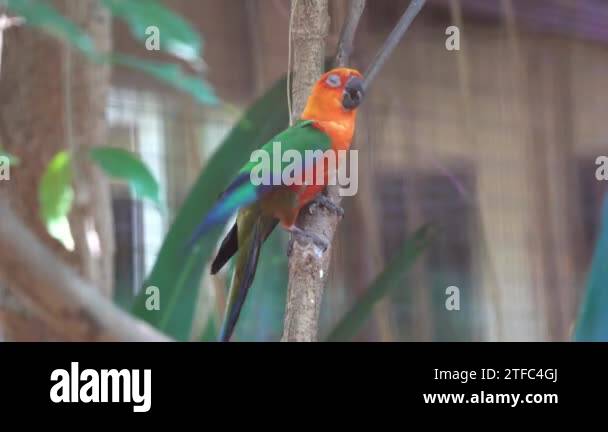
[106,0,608,341]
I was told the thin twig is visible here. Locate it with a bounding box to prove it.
[334,0,366,68]
[362,0,426,92]
[287,0,299,126]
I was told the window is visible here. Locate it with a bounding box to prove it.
[375,164,478,340]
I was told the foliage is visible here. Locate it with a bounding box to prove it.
[326,225,434,342]
[89,147,161,205]
[101,0,203,65]
[11,1,431,341]
[131,77,290,340]
[6,0,216,105]
[575,194,608,341]
[38,151,74,249]
[6,0,96,56]
[38,151,74,226]
[112,54,216,105]
[38,148,159,246]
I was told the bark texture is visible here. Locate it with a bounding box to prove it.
[281,0,331,342]
[282,0,365,342]
[0,0,115,340]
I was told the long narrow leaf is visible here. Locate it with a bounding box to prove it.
[575,194,608,341]
[113,54,217,106]
[38,151,75,250]
[38,151,73,225]
[7,1,215,106]
[101,0,203,65]
[325,225,434,342]
[131,77,289,340]
[90,147,161,205]
[6,0,96,56]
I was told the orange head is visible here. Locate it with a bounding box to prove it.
[301,68,364,122]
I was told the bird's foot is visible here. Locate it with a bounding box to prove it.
[308,194,344,218]
[286,226,329,256]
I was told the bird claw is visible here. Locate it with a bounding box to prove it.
[287,226,329,254]
[309,194,344,218]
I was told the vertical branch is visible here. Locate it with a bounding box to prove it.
[63,0,116,298]
[281,0,330,342]
[334,0,366,68]
[282,0,425,341]
[288,0,330,120]
[282,0,364,342]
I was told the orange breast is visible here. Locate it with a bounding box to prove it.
[292,119,356,206]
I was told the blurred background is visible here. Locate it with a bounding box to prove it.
[0,0,607,342]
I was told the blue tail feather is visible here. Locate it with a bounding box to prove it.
[185,173,259,250]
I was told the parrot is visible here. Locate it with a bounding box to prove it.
[187,67,365,341]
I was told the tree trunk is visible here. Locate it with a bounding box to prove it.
[0,0,114,340]
[281,0,330,342]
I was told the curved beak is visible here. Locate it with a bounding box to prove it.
[342,76,365,110]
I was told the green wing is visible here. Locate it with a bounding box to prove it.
[187,120,331,248]
[212,121,332,341]
[240,120,332,177]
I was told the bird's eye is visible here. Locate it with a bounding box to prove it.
[325,74,341,88]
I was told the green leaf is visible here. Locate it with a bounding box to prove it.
[89,147,160,205]
[131,76,290,340]
[46,216,75,251]
[101,0,203,65]
[113,54,217,106]
[39,151,74,225]
[325,225,434,342]
[575,195,608,341]
[6,0,96,56]
[7,1,216,105]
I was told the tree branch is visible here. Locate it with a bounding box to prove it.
[0,200,171,342]
[335,0,366,68]
[282,0,364,342]
[362,0,426,92]
[282,0,426,341]
[281,0,331,342]
[288,0,330,121]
